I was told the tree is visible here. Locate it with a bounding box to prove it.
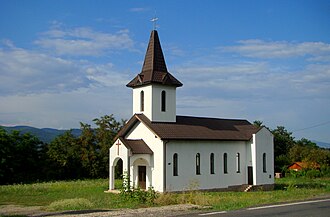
[47,130,82,179]
[295,138,317,148]
[0,128,43,184]
[272,126,295,171]
[272,126,295,157]
[79,122,99,178]
[46,114,125,180]
[93,115,124,177]
[253,120,263,127]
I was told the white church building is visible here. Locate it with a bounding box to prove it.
[109,30,274,192]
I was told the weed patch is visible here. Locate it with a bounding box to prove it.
[47,198,93,211]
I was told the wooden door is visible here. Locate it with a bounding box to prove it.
[138,166,146,189]
[248,166,253,185]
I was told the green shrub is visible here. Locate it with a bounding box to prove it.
[320,166,330,177]
[119,171,158,205]
[306,170,321,179]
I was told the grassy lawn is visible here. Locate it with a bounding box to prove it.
[0,177,329,213]
[0,179,137,211]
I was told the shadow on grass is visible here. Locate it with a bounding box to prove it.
[32,209,113,217]
[0,215,29,217]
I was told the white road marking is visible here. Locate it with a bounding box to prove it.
[199,211,227,216]
[247,198,330,210]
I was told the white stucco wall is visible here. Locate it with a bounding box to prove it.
[132,84,176,122]
[125,121,164,192]
[109,139,130,190]
[252,127,274,185]
[165,140,248,192]
[132,85,152,119]
[151,85,176,122]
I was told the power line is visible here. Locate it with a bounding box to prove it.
[292,120,330,132]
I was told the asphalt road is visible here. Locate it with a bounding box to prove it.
[179,198,330,217]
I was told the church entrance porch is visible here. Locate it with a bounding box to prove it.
[131,156,152,190]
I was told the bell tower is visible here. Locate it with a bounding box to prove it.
[126,30,182,122]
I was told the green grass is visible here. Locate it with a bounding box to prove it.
[0,179,139,211]
[0,177,329,213]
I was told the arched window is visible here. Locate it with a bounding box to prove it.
[210,153,215,174]
[140,90,144,112]
[196,153,201,175]
[161,90,166,112]
[236,153,240,173]
[263,153,267,173]
[223,153,228,174]
[173,153,178,176]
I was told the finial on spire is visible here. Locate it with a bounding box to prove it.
[150,16,158,30]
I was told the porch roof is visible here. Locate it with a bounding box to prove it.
[120,137,153,154]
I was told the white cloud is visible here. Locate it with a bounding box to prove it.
[0,44,92,95]
[129,7,150,12]
[0,87,131,129]
[222,40,330,60]
[84,63,131,87]
[0,42,131,96]
[35,26,134,56]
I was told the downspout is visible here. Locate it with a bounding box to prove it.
[163,140,169,192]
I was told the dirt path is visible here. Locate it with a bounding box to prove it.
[0,204,204,217]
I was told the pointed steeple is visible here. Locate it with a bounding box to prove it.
[127,30,182,88]
[141,30,168,73]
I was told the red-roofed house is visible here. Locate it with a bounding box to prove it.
[288,162,320,171]
[109,30,274,192]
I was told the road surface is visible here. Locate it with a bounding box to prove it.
[183,198,330,217]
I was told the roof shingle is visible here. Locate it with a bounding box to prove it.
[117,114,259,141]
[126,30,182,88]
[120,138,153,154]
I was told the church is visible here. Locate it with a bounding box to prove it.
[109,30,274,192]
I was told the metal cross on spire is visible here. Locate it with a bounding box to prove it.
[150,16,159,30]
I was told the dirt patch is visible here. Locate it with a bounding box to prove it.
[0,204,204,217]
[0,205,45,216]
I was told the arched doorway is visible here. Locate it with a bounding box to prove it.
[132,157,150,190]
[115,158,123,179]
[114,158,123,189]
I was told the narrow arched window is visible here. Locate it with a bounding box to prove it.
[173,153,178,176]
[196,153,201,175]
[210,153,215,174]
[263,153,267,173]
[223,153,228,174]
[236,153,240,173]
[161,90,166,112]
[140,90,144,112]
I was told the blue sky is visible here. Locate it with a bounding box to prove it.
[1,0,329,143]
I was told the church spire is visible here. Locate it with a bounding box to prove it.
[127,30,182,88]
[141,30,168,73]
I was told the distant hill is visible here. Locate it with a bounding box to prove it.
[1,125,81,143]
[313,140,330,149]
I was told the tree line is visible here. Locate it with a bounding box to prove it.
[0,117,329,185]
[0,115,124,185]
[254,121,330,175]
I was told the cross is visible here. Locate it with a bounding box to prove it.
[116,140,121,155]
[150,17,158,30]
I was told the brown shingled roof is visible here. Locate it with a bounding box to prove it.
[116,114,259,141]
[120,138,153,154]
[126,30,182,88]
